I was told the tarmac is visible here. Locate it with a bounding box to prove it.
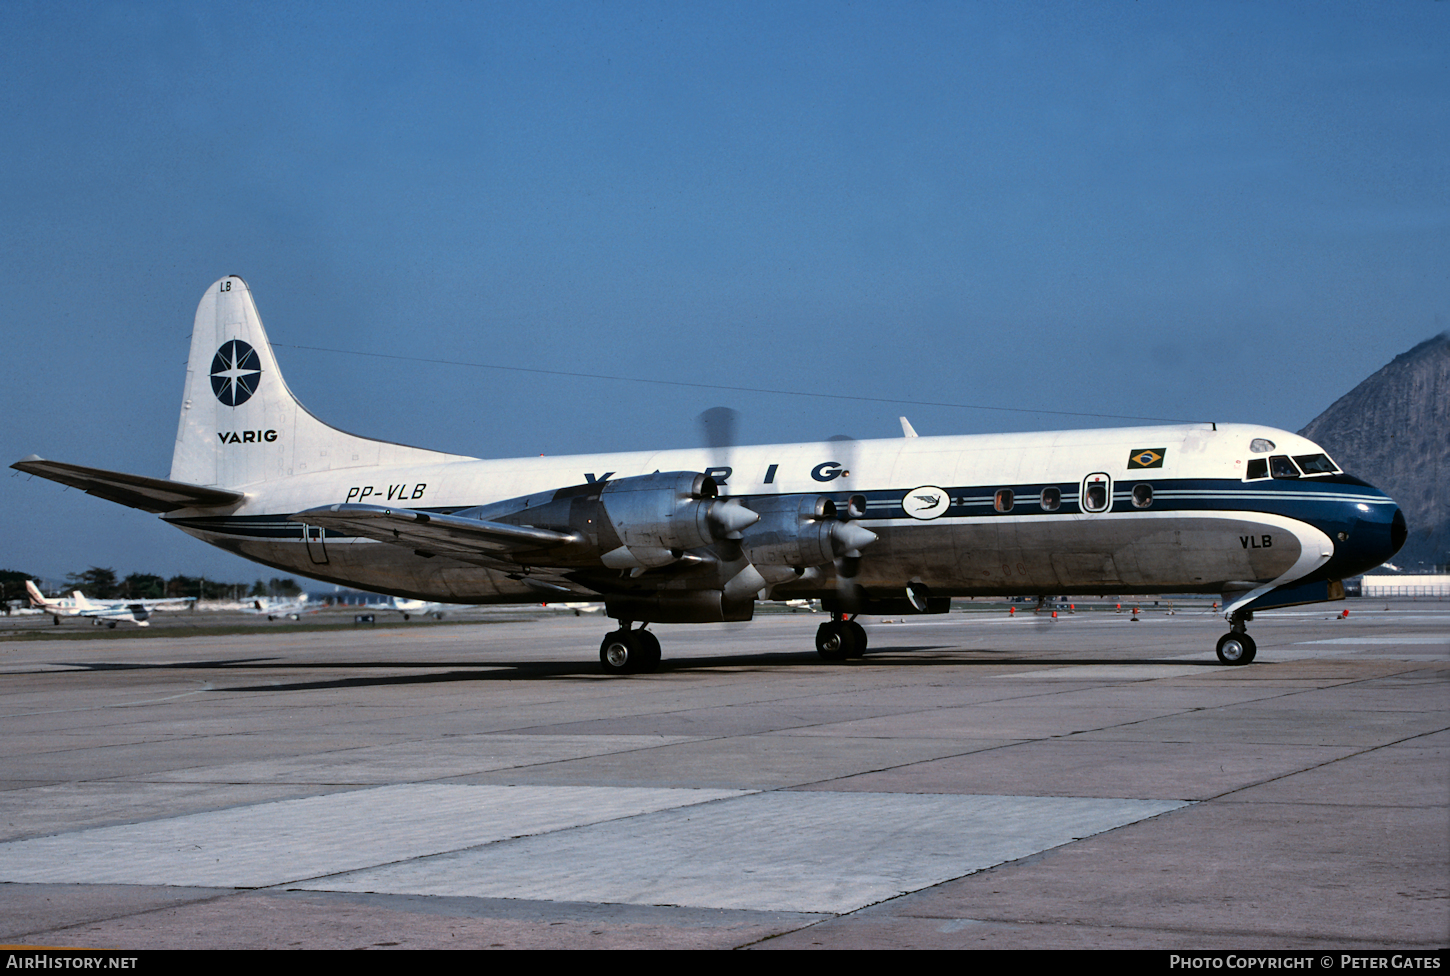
[0,600,1445,950]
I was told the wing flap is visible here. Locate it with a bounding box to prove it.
[291,503,583,555]
[11,456,245,513]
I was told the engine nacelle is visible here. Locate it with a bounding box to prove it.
[739,495,879,570]
[739,495,838,568]
[471,471,759,571]
[595,471,758,569]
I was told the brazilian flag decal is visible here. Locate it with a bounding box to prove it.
[1128,448,1165,469]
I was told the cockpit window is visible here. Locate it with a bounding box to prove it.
[1250,438,1276,454]
[1269,455,1302,479]
[1293,453,1340,476]
[1246,458,1269,481]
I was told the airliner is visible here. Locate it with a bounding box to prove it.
[13,277,1406,673]
[25,580,193,628]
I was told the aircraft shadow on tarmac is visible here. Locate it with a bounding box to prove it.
[46,648,1223,693]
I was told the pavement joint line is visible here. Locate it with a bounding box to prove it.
[1195,726,1450,804]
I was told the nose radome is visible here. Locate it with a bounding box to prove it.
[1389,507,1407,559]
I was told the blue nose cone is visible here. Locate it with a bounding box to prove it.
[1328,484,1407,579]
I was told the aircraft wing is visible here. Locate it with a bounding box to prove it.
[141,598,197,610]
[11,456,244,513]
[291,504,583,556]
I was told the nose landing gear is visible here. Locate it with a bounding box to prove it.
[1216,611,1257,665]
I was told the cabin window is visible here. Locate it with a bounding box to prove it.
[1293,453,1340,476]
[1040,487,1061,512]
[1245,458,1269,481]
[1132,484,1153,509]
[846,494,867,518]
[995,489,1014,513]
[1269,455,1302,479]
[1081,473,1111,513]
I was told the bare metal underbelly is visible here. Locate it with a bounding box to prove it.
[173,509,1317,603]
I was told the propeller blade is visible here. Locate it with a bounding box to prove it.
[697,406,738,450]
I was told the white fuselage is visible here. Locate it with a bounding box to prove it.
[164,421,1392,610]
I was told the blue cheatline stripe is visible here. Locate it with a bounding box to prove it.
[166,477,1391,540]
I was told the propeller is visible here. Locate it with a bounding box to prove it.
[697,406,754,629]
[698,405,740,503]
[693,410,878,615]
[825,434,869,612]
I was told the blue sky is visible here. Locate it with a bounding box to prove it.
[2,0,1446,584]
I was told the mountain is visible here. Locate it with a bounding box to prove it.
[1298,332,1449,572]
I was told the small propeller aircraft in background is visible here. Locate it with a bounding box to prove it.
[380,596,455,620]
[13,277,1406,672]
[240,596,311,621]
[25,580,194,628]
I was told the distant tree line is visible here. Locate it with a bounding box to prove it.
[0,570,31,612]
[2,567,302,604]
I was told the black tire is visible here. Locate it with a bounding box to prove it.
[846,619,868,657]
[1216,632,1257,666]
[816,621,858,661]
[634,630,662,673]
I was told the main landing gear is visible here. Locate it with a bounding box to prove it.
[816,614,867,661]
[599,624,662,675]
[1216,611,1257,666]
[597,613,872,675]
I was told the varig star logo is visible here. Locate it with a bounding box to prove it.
[1128,447,1166,469]
[210,340,262,406]
[903,485,951,520]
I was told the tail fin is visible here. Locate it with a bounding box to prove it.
[171,276,474,487]
[25,580,46,608]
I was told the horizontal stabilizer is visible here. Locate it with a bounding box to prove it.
[291,504,582,555]
[11,456,245,513]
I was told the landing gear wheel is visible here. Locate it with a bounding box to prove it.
[1216,632,1257,666]
[846,619,868,658]
[816,621,860,661]
[600,631,636,675]
[599,629,661,675]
